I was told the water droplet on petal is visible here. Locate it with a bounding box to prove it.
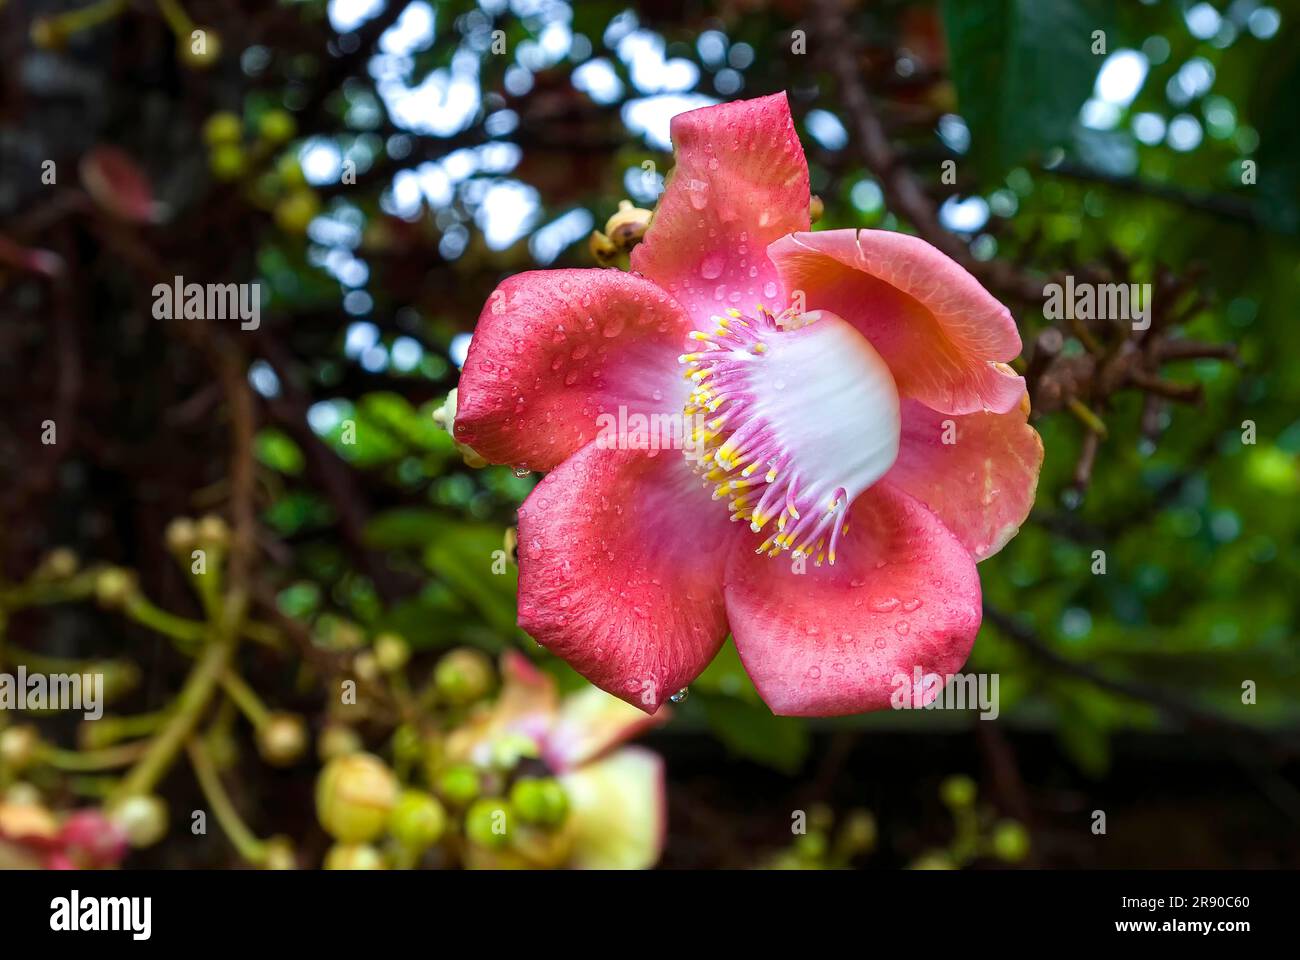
[669,687,690,703]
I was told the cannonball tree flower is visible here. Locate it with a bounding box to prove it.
[445,653,666,870]
[454,93,1042,717]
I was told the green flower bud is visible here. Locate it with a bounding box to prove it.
[257,712,308,767]
[323,843,386,870]
[374,633,410,672]
[434,648,494,705]
[793,831,828,862]
[435,763,481,808]
[317,724,362,761]
[202,112,243,147]
[509,777,568,827]
[0,725,41,772]
[464,798,513,849]
[388,790,447,850]
[93,568,137,609]
[275,153,307,190]
[273,189,321,235]
[209,144,246,182]
[40,548,79,579]
[257,109,297,145]
[108,794,169,848]
[490,732,540,770]
[991,819,1030,863]
[262,835,298,870]
[316,753,398,843]
[940,774,977,809]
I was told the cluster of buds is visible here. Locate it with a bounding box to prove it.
[0,789,128,870]
[911,775,1030,869]
[200,108,318,235]
[589,200,653,266]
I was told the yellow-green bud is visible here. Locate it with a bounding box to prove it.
[108,794,169,848]
[274,190,321,235]
[940,774,977,809]
[93,567,136,609]
[435,763,481,807]
[434,648,494,705]
[276,153,307,190]
[464,798,512,849]
[257,712,308,767]
[991,819,1030,863]
[0,725,41,772]
[179,29,222,70]
[323,843,386,870]
[257,109,297,145]
[202,112,243,147]
[491,733,539,769]
[317,724,362,761]
[374,633,410,672]
[195,514,230,548]
[209,144,246,182]
[509,777,568,827]
[262,835,298,870]
[388,789,447,850]
[315,753,398,843]
[165,517,197,553]
[604,199,652,251]
[41,548,79,579]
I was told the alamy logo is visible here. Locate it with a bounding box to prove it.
[890,666,1000,720]
[151,275,260,330]
[594,405,707,460]
[1042,275,1151,331]
[0,667,102,720]
[50,890,151,940]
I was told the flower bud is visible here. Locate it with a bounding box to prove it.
[604,200,652,252]
[940,774,977,809]
[315,753,399,843]
[388,790,447,850]
[0,725,40,772]
[209,145,246,181]
[991,819,1030,863]
[261,835,298,870]
[107,794,169,848]
[809,194,825,224]
[179,29,222,70]
[432,390,488,468]
[274,189,321,235]
[40,548,79,579]
[352,651,380,683]
[434,763,481,808]
[164,516,198,554]
[374,633,410,672]
[257,712,308,767]
[257,109,297,145]
[93,567,137,609]
[464,798,513,849]
[490,732,539,770]
[509,777,568,827]
[317,724,362,761]
[589,229,618,266]
[434,648,494,705]
[276,153,308,189]
[202,112,243,147]
[323,843,387,870]
[194,514,230,548]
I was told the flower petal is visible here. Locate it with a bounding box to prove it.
[768,229,1025,415]
[632,93,810,323]
[558,747,666,870]
[724,483,982,717]
[887,391,1043,561]
[545,684,668,772]
[516,443,733,713]
[455,269,694,472]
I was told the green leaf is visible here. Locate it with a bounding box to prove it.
[942,0,1114,174]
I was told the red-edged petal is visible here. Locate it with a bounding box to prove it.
[769,229,1024,415]
[455,269,693,472]
[631,93,810,323]
[516,443,734,713]
[724,483,981,717]
[544,684,668,772]
[887,389,1043,561]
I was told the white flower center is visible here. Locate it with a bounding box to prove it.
[681,306,900,564]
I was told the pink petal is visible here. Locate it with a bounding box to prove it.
[631,93,810,323]
[887,390,1043,561]
[558,747,666,870]
[724,483,982,717]
[544,684,669,772]
[769,229,1025,415]
[455,269,694,472]
[516,443,734,713]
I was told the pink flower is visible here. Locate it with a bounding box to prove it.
[455,93,1043,717]
[446,652,667,870]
